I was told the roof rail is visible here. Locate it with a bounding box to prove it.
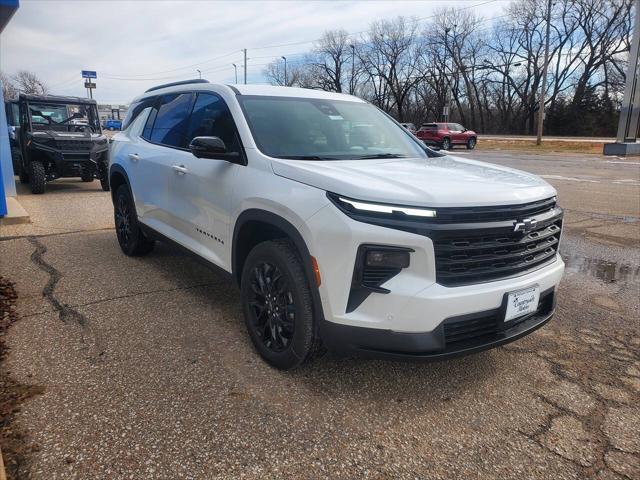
[145,79,209,93]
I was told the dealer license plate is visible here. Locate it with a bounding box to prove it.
[505,286,540,322]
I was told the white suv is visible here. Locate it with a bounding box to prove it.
[109,79,564,370]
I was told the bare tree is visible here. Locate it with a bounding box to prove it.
[12,70,49,95]
[0,71,19,100]
[358,17,425,121]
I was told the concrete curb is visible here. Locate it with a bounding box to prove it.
[0,197,30,225]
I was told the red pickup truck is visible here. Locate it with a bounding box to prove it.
[416,123,477,150]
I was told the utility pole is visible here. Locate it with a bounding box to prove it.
[282,56,287,86]
[232,63,238,84]
[536,0,553,145]
[350,44,355,94]
[243,49,247,84]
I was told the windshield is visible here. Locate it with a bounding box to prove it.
[238,96,427,160]
[28,102,101,133]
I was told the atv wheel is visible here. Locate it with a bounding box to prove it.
[100,175,110,192]
[30,162,46,194]
[18,164,29,184]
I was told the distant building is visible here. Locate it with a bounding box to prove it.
[98,103,128,121]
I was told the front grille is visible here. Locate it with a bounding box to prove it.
[57,140,92,151]
[434,200,562,286]
[435,197,557,223]
[443,288,555,347]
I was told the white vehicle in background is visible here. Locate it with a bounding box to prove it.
[109,79,564,370]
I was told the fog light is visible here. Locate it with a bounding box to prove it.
[365,249,410,269]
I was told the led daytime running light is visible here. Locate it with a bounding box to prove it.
[339,197,436,218]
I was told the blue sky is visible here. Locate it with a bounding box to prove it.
[1,0,508,104]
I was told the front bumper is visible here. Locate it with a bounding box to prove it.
[320,286,556,360]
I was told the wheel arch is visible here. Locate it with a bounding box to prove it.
[232,209,325,321]
[109,164,132,205]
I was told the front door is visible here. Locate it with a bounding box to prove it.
[163,92,243,270]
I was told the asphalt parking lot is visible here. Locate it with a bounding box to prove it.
[0,150,639,479]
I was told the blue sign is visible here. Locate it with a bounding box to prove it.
[82,70,97,79]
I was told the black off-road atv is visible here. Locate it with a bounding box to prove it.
[10,94,110,194]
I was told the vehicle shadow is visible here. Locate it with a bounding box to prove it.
[15,177,106,196]
[141,243,497,406]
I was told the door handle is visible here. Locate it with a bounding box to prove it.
[172,164,188,175]
[128,153,140,162]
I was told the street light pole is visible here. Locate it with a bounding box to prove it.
[282,56,287,86]
[196,69,201,79]
[536,0,553,145]
[232,63,238,84]
[243,49,247,84]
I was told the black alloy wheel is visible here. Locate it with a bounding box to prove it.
[240,239,324,370]
[247,261,296,353]
[114,185,154,256]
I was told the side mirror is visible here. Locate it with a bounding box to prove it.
[189,136,241,163]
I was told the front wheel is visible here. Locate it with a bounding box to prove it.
[441,137,452,150]
[466,137,477,150]
[240,239,323,370]
[30,161,46,194]
[114,185,154,256]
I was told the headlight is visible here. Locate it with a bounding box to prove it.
[328,192,437,219]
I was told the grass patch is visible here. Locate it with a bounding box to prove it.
[477,139,607,155]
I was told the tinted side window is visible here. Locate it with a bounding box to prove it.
[142,103,158,140]
[186,93,240,153]
[150,93,194,148]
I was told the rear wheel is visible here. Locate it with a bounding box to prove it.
[466,137,477,150]
[240,239,323,370]
[441,137,452,150]
[114,185,155,256]
[29,162,46,194]
[81,173,94,182]
[100,175,110,192]
[18,163,29,184]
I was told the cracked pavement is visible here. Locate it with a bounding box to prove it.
[0,151,638,479]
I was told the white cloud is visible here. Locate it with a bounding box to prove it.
[1,0,507,103]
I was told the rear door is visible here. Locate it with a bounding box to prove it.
[135,92,195,231]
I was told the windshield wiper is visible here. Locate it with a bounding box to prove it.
[274,155,340,160]
[353,153,408,159]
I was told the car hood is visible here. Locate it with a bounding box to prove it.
[271,155,555,207]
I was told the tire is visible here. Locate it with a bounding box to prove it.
[29,162,46,194]
[18,164,29,184]
[81,173,94,182]
[114,185,155,256]
[466,137,477,150]
[441,137,452,150]
[100,175,110,192]
[240,239,323,370]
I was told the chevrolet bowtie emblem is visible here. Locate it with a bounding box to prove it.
[513,218,537,233]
